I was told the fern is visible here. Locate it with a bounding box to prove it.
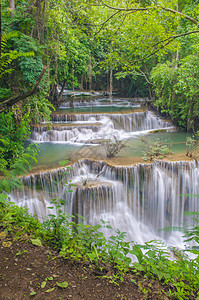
[0,32,35,80]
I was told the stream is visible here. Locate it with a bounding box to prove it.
[10,96,199,248]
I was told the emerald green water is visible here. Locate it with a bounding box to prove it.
[32,143,82,171]
[120,132,192,158]
[32,132,191,171]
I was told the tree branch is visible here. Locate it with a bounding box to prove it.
[101,1,150,12]
[138,69,154,85]
[132,30,199,63]
[94,10,121,36]
[100,2,199,26]
[157,5,199,27]
[0,66,47,113]
[152,30,199,49]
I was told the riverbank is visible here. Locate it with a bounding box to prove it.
[0,229,167,300]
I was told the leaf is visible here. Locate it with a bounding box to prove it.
[0,231,6,239]
[56,281,69,288]
[30,291,37,296]
[0,194,7,204]
[30,238,42,247]
[41,281,47,288]
[2,241,12,248]
[47,276,53,281]
[156,271,164,280]
[45,287,55,293]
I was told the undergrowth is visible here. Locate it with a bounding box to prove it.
[0,195,199,299]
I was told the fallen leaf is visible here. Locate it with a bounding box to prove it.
[45,287,55,293]
[2,241,12,248]
[30,238,42,247]
[0,232,6,239]
[41,281,47,288]
[30,291,37,296]
[47,276,53,281]
[56,281,69,288]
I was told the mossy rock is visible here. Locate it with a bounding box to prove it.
[150,129,167,134]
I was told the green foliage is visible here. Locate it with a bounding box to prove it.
[0,137,39,193]
[186,131,199,159]
[30,238,43,247]
[11,34,44,87]
[101,137,127,158]
[141,137,172,161]
[0,31,35,82]
[151,46,199,131]
[0,196,43,235]
[0,110,39,164]
[0,191,198,299]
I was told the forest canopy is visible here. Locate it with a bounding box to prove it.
[0,0,199,176]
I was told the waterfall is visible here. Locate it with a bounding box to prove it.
[10,159,199,245]
[50,111,172,131]
[31,111,174,143]
[59,98,145,108]
[30,125,100,143]
[59,99,133,107]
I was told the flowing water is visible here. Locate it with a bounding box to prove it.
[10,96,199,248]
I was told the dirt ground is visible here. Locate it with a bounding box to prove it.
[0,229,173,300]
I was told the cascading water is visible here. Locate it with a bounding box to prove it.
[31,111,174,143]
[59,99,133,107]
[10,159,199,246]
[10,96,198,249]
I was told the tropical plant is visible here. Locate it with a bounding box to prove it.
[101,137,127,158]
[141,137,172,161]
[186,131,199,159]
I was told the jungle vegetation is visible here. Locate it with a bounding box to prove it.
[0,2,199,298]
[1,0,199,173]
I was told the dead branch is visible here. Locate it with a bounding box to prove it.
[0,66,47,113]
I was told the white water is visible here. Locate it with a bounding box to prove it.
[60,99,134,107]
[10,159,199,247]
[31,112,174,143]
[11,98,198,249]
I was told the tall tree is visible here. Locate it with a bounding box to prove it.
[10,0,15,12]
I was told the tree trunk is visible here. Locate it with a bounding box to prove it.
[0,2,1,59]
[72,61,74,94]
[88,53,92,93]
[109,65,113,103]
[57,79,67,102]
[10,0,15,11]
[175,3,179,69]
[143,63,153,99]
[80,75,84,91]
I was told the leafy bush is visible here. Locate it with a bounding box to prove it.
[186,131,199,160]
[0,194,198,299]
[141,137,172,161]
[101,137,127,158]
[150,51,199,131]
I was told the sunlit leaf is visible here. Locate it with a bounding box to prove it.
[56,281,68,288]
